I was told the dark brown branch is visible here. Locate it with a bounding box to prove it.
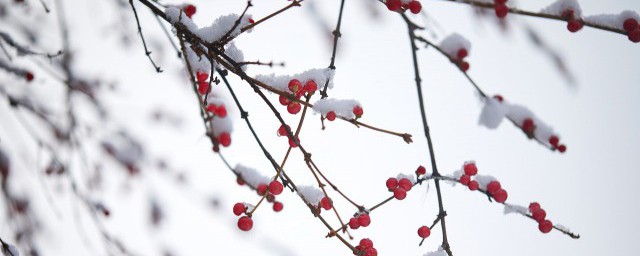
[128,0,163,72]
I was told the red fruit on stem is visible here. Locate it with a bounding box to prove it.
[196,71,208,82]
[393,188,407,200]
[486,181,501,195]
[365,248,377,256]
[269,180,284,195]
[557,144,567,153]
[218,132,231,147]
[288,79,302,93]
[522,118,535,134]
[493,94,504,102]
[623,18,639,32]
[386,0,402,11]
[326,111,336,121]
[457,48,468,59]
[386,177,398,190]
[320,197,332,210]
[416,165,427,176]
[460,61,470,72]
[279,95,290,106]
[463,162,478,176]
[257,183,268,196]
[236,177,245,186]
[25,72,34,82]
[358,214,371,227]
[353,106,364,118]
[408,1,422,14]
[215,105,227,118]
[548,135,560,147]
[495,4,508,18]
[273,201,284,212]
[398,178,412,191]
[349,217,360,229]
[459,174,470,185]
[532,208,547,222]
[628,29,640,43]
[198,81,209,94]
[494,0,508,4]
[237,216,253,231]
[493,189,508,203]
[287,102,301,114]
[288,136,299,148]
[304,80,318,94]
[233,203,245,216]
[539,219,553,233]
[183,4,196,18]
[417,226,431,238]
[359,238,374,249]
[567,20,583,32]
[266,194,275,203]
[248,18,255,24]
[277,124,288,137]
[467,180,479,191]
[529,202,541,212]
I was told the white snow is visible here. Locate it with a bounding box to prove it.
[503,203,528,215]
[224,43,246,71]
[255,68,336,93]
[165,7,198,33]
[185,43,213,73]
[474,174,497,190]
[541,0,582,17]
[425,247,448,256]
[297,185,324,206]
[478,97,508,129]
[396,173,416,184]
[585,11,640,30]
[2,243,19,256]
[312,98,361,119]
[234,164,270,188]
[439,33,471,59]
[196,14,253,43]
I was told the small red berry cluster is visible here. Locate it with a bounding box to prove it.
[277,124,300,148]
[181,4,196,18]
[623,18,640,43]
[453,47,470,72]
[233,203,254,231]
[547,135,566,153]
[279,79,317,115]
[348,213,371,230]
[385,0,422,14]
[459,162,508,203]
[325,105,364,122]
[386,175,413,200]
[529,202,553,234]
[260,180,286,211]
[561,9,584,33]
[494,0,509,19]
[354,238,377,256]
[196,71,210,95]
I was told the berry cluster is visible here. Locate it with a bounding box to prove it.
[277,124,300,148]
[520,118,567,153]
[561,9,583,33]
[348,213,371,230]
[324,105,364,121]
[547,135,566,153]
[181,4,196,18]
[529,202,553,234]
[256,180,286,211]
[494,0,509,19]
[624,18,640,43]
[386,176,413,200]
[453,47,470,72]
[458,162,508,203]
[385,0,422,14]
[279,79,318,115]
[354,238,377,256]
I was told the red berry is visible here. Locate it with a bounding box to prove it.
[214,105,227,118]
[463,162,478,176]
[529,202,541,212]
[386,0,401,11]
[320,197,332,210]
[364,248,377,256]
[417,226,431,238]
[266,194,275,203]
[236,177,245,186]
[532,208,546,222]
[248,18,255,24]
[628,29,640,43]
[25,72,34,82]
[257,183,268,196]
[218,132,231,147]
[522,118,535,134]
[183,4,196,18]
[326,111,336,121]
[495,4,508,18]
[493,94,504,102]
[493,189,508,203]
[279,95,290,106]
[304,80,318,94]
[494,0,508,4]
[288,79,302,93]
[353,106,364,118]
[486,181,501,195]
[567,20,583,33]
[393,188,407,200]
[623,18,639,32]
[288,136,299,148]
[273,201,283,212]
[233,203,245,216]
[459,174,470,185]
[269,180,284,195]
[359,238,373,249]
[277,124,289,137]
[460,61,470,72]
[467,180,479,191]
[198,81,209,94]
[415,165,426,176]
[196,71,208,82]
[557,144,567,153]
[386,177,398,190]
[408,1,422,14]
[538,219,553,233]
[548,135,559,147]
[237,216,253,231]
[357,214,371,227]
[457,48,468,59]
[398,178,412,191]
[287,102,301,114]
[349,217,360,229]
